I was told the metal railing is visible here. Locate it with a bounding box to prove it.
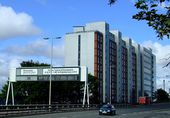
[0,104,132,117]
[0,104,98,117]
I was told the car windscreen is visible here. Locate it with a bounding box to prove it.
[102,105,111,108]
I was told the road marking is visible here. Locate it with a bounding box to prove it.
[120,109,170,116]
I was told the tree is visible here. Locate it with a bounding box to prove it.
[0,60,50,104]
[20,60,81,104]
[109,0,170,39]
[20,60,49,67]
[0,60,100,104]
[0,83,8,104]
[88,74,99,104]
[0,60,92,104]
[15,60,50,104]
[155,89,169,102]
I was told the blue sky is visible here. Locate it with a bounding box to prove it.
[0,0,170,92]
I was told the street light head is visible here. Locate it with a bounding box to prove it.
[55,37,61,39]
[43,37,49,40]
[43,37,61,40]
[166,75,170,78]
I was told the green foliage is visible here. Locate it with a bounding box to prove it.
[13,82,48,104]
[17,60,83,104]
[20,60,50,67]
[0,60,50,104]
[55,81,81,103]
[0,60,100,104]
[88,74,99,104]
[15,60,50,104]
[1,60,93,104]
[133,0,170,39]
[109,0,170,39]
[0,83,9,104]
[155,89,170,102]
[108,0,117,5]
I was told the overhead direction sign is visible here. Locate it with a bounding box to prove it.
[9,66,87,82]
[7,66,89,106]
[21,69,38,75]
[43,68,79,75]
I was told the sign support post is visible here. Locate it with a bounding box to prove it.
[87,83,89,107]
[5,81,15,106]
[83,80,87,107]
[5,81,10,106]
[11,82,14,105]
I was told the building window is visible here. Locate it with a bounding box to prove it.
[78,35,81,66]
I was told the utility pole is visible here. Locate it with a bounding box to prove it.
[163,80,165,90]
[43,37,61,109]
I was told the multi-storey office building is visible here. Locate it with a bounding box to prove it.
[133,43,142,102]
[109,35,117,103]
[124,38,137,103]
[65,26,104,103]
[141,47,156,99]
[65,22,156,104]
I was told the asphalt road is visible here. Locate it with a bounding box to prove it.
[12,103,170,118]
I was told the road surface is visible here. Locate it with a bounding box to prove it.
[12,103,170,118]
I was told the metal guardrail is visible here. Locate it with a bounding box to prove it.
[0,104,97,110]
[0,104,132,117]
[0,104,98,117]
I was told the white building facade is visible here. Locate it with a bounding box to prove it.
[65,22,156,104]
[141,47,156,99]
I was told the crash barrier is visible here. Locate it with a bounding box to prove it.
[0,104,97,117]
[114,104,134,108]
[0,104,132,117]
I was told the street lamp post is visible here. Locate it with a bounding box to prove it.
[44,37,61,108]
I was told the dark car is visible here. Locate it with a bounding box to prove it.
[99,104,116,115]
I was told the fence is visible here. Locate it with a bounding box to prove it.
[0,104,132,117]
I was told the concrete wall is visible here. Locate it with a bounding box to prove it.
[85,22,110,103]
[65,31,95,75]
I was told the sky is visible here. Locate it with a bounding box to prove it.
[0,0,170,92]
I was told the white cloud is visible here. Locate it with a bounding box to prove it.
[0,4,41,40]
[0,38,65,90]
[159,1,170,9]
[0,54,23,90]
[142,40,170,92]
[9,58,22,69]
[0,54,8,77]
[2,39,64,60]
[142,40,170,65]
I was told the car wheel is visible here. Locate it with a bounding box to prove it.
[99,112,102,115]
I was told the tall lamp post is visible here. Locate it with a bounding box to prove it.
[44,37,61,107]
